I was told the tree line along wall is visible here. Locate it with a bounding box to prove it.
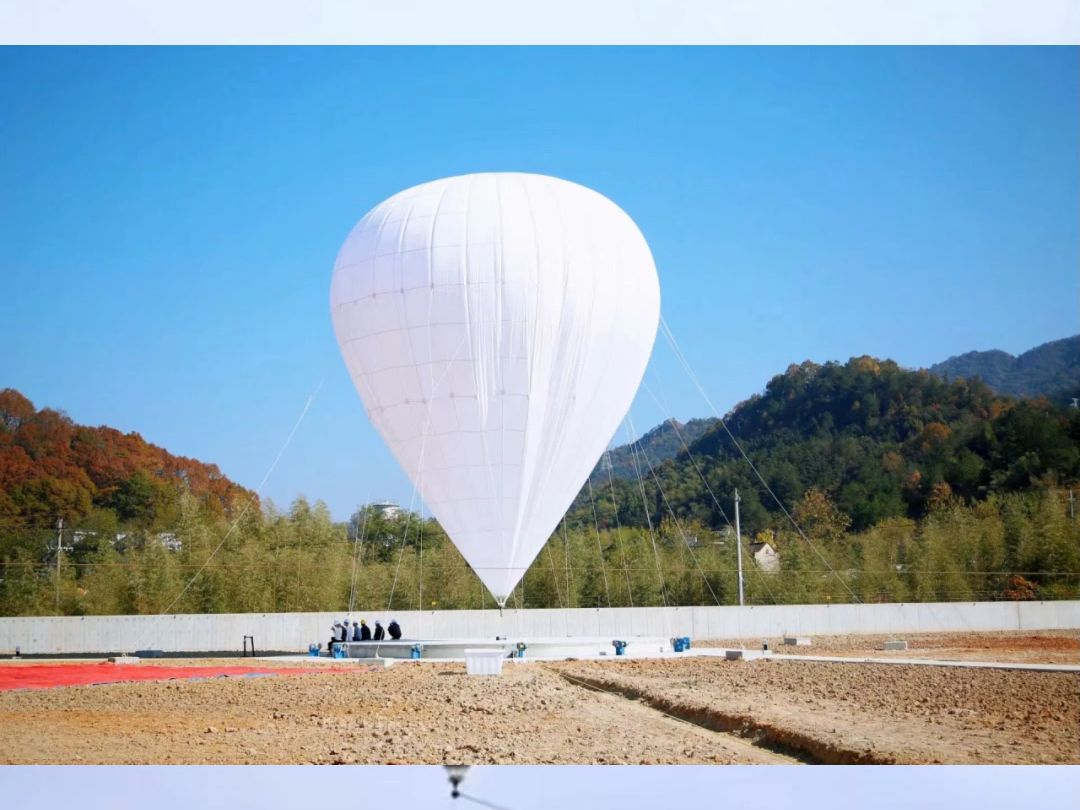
[2,488,1079,619]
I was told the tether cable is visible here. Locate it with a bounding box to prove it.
[158,380,322,616]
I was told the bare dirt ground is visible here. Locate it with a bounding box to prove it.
[0,660,792,765]
[551,657,1080,765]
[699,630,1080,665]
[0,631,1076,765]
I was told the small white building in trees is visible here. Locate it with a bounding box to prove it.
[749,539,780,573]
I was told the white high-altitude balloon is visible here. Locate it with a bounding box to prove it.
[331,173,659,604]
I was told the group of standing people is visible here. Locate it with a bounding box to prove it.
[329,618,402,650]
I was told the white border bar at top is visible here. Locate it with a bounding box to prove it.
[0,0,1078,46]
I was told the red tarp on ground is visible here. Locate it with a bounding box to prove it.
[0,663,343,692]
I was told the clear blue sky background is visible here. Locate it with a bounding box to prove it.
[2,47,1077,519]
[2,764,1080,809]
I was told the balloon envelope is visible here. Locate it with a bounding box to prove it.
[331,173,659,604]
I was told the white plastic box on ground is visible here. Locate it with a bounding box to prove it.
[464,648,506,675]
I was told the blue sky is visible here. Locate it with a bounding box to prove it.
[2,47,1077,519]
[2,765,1079,809]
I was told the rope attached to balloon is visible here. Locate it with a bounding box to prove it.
[659,315,861,604]
[156,380,324,618]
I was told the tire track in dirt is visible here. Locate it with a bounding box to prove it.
[550,668,816,764]
[551,656,1080,764]
[552,668,892,765]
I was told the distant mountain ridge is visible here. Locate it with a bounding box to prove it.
[595,336,1080,486]
[928,335,1080,402]
[592,417,717,482]
[572,355,1080,535]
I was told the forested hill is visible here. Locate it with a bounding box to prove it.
[928,334,1080,402]
[573,356,1080,534]
[592,336,1079,488]
[591,417,717,482]
[0,388,253,528]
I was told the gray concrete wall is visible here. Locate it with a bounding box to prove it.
[1,600,1077,655]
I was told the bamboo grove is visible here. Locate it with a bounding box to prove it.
[0,487,1077,616]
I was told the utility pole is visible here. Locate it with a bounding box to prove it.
[734,489,745,607]
[54,517,64,613]
[1069,490,1075,522]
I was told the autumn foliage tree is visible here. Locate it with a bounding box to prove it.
[0,388,252,530]
[0,388,255,614]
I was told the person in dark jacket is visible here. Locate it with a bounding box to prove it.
[373,620,385,641]
[352,620,363,642]
[359,619,372,641]
[388,619,402,640]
